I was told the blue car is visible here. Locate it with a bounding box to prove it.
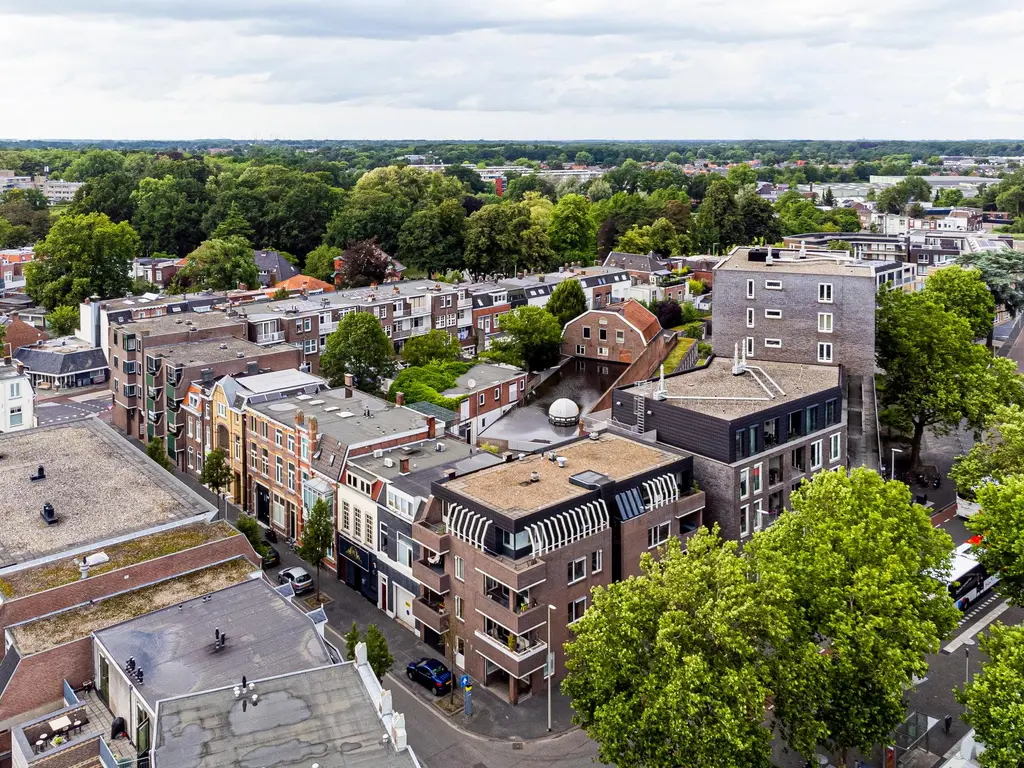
[406,657,452,695]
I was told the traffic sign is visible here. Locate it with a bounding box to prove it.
[459,674,470,688]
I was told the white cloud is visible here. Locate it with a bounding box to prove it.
[0,1,1021,140]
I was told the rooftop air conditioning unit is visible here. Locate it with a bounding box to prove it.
[373,449,384,459]
[383,458,395,468]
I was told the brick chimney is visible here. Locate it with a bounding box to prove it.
[426,416,436,439]
[308,416,318,449]
[344,373,354,388]
[294,409,305,427]
[395,392,405,406]
[399,457,410,474]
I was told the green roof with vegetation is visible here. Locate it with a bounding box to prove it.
[388,360,473,411]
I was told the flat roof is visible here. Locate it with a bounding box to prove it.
[254,278,457,314]
[631,358,841,420]
[350,438,502,493]
[234,369,324,395]
[114,311,240,335]
[716,247,897,276]
[94,578,330,708]
[0,420,215,569]
[442,363,524,396]
[442,433,683,518]
[151,337,279,367]
[154,664,417,768]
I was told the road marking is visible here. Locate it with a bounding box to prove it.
[944,600,1010,653]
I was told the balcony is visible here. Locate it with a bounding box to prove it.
[147,385,162,400]
[146,356,162,375]
[458,297,472,309]
[474,628,548,678]
[410,324,430,337]
[476,592,548,636]
[256,330,286,344]
[412,558,450,595]
[413,520,451,554]
[482,553,546,593]
[320,320,338,334]
[410,305,430,317]
[412,596,450,634]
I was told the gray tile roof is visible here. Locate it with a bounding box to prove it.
[254,250,300,286]
[13,346,108,376]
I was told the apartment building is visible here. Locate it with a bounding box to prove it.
[561,300,661,364]
[0,360,33,431]
[411,431,706,704]
[782,232,908,263]
[499,265,631,311]
[132,256,183,288]
[711,246,907,381]
[612,357,845,541]
[467,282,512,352]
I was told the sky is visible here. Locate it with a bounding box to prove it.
[1,0,1023,141]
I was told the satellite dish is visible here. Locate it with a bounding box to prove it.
[467,379,476,388]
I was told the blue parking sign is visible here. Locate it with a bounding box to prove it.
[459,674,470,688]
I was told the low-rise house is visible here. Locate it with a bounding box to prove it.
[0,313,47,355]
[263,274,335,298]
[0,359,32,431]
[12,337,108,391]
[132,257,183,289]
[253,249,300,287]
[432,362,526,444]
[561,300,661,364]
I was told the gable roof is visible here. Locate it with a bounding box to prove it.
[603,251,669,273]
[264,274,336,296]
[1,316,47,353]
[253,250,300,286]
[622,300,662,344]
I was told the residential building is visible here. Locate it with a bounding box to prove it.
[132,256,183,289]
[253,249,300,287]
[263,273,335,298]
[0,248,32,296]
[39,179,84,203]
[499,266,631,311]
[467,282,511,353]
[782,232,908,263]
[0,313,47,354]
[0,360,33,431]
[423,362,526,444]
[561,300,662,363]
[12,337,107,391]
[611,357,845,541]
[411,431,706,703]
[0,296,47,330]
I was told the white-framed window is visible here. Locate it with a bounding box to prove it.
[186,417,193,438]
[287,434,295,453]
[378,521,388,551]
[764,338,782,348]
[576,344,586,355]
[478,393,485,406]
[765,309,782,319]
[616,329,625,343]
[765,279,782,290]
[582,326,591,339]
[303,338,318,354]
[455,595,464,621]
[746,279,755,299]
[187,446,194,468]
[745,337,754,357]
[493,387,500,402]
[597,347,609,357]
[647,521,670,549]
[818,283,833,303]
[568,557,586,585]
[739,467,749,499]
[353,507,362,539]
[275,456,283,484]
[753,498,765,532]
[275,429,283,446]
[9,405,22,427]
[740,503,750,538]
[568,597,587,624]
[746,307,755,328]
[817,342,833,363]
[752,463,762,495]
[217,402,226,418]
[304,318,312,332]
[810,440,823,470]
[591,549,603,573]
[364,512,374,546]
[818,312,833,333]
[287,463,295,491]
[295,319,303,333]
[396,532,413,568]
[829,432,842,463]
[454,555,465,581]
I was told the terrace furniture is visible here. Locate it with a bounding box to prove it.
[34,739,44,754]
[72,719,83,735]
[48,716,72,735]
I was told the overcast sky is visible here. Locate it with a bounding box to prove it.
[1,1,1022,141]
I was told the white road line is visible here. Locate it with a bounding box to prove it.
[944,600,1011,653]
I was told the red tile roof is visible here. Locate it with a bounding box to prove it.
[2,317,48,353]
[265,274,336,296]
[621,300,661,345]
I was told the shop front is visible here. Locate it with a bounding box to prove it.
[337,534,378,603]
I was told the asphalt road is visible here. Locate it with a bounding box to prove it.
[35,399,110,426]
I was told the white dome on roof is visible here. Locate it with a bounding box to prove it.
[548,398,581,426]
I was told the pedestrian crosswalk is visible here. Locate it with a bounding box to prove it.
[958,593,999,627]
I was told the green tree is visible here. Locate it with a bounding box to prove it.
[130,175,206,257]
[27,212,138,310]
[545,279,588,327]
[337,239,390,288]
[463,203,532,276]
[364,624,394,681]
[64,149,126,181]
[749,468,960,764]
[235,514,268,559]
[298,497,334,601]
[397,198,467,274]
[46,305,79,337]
[968,475,1024,602]
[146,437,173,471]
[68,171,136,223]
[388,361,470,411]
[736,188,781,245]
[304,244,341,283]
[726,163,757,187]
[692,179,743,253]
[173,236,259,292]
[548,193,596,263]
[344,621,360,661]
[574,150,594,166]
[876,289,1024,467]
[957,249,1024,318]
[826,239,853,252]
[587,179,612,202]
[485,305,562,371]
[0,189,51,243]
[935,188,965,207]
[320,311,397,392]
[211,202,256,243]
[956,622,1024,767]
[951,405,1024,499]
[199,448,233,517]
[822,188,836,207]
[996,186,1024,217]
[562,528,785,768]
[618,217,683,258]
[922,265,996,343]
[902,175,932,203]
[876,186,910,215]
[400,329,463,367]
[443,164,488,193]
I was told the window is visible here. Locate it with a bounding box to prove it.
[753,498,765,531]
[353,507,362,539]
[379,522,389,550]
[817,342,833,363]
[791,446,806,473]
[576,344,586,355]
[830,433,842,463]
[250,444,258,469]
[454,555,465,581]
[745,337,754,357]
[569,597,587,624]
[287,463,295,491]
[818,283,833,303]
[765,279,782,290]
[616,329,625,343]
[9,405,22,427]
[455,595,464,621]
[234,436,241,461]
[806,406,819,434]
[810,440,823,470]
[187,446,194,468]
[752,463,762,494]
[582,326,591,339]
[764,338,782,348]
[275,457,283,484]
[568,557,586,584]
[303,338,318,355]
[275,429,283,446]
[341,501,350,530]
[261,448,269,475]
[746,307,755,328]
[818,312,833,333]
[599,328,607,341]
[765,309,782,319]
[788,410,802,437]
[186,417,193,438]
[764,417,779,447]
[825,398,838,425]
[740,504,750,537]
[304,318,312,332]
[591,550,603,573]
[364,513,373,545]
[748,425,758,455]
[746,279,755,299]
[300,437,309,460]
[493,387,500,402]
[478,393,485,406]
[286,433,295,453]
[295,319,303,333]
[648,521,670,549]
[261,421,268,439]
[739,468,749,499]
[217,402,226,418]
[734,428,745,459]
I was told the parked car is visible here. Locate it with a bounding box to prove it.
[277,566,314,594]
[956,496,981,520]
[406,658,452,696]
[261,545,280,569]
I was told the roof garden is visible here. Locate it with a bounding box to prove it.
[10,558,254,655]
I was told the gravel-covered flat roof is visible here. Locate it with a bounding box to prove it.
[0,420,215,568]
[150,337,274,367]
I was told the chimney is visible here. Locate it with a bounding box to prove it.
[344,373,354,388]
[308,416,318,452]
[395,391,405,406]
[426,415,436,439]
[238,283,247,292]
[444,468,457,480]
[294,409,305,426]
[399,457,410,474]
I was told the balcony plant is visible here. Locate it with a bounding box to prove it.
[507,633,517,652]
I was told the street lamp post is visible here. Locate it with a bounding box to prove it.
[964,638,974,687]
[891,447,903,481]
[547,603,556,733]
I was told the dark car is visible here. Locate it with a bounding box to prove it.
[277,566,313,594]
[261,545,280,569]
[406,658,453,695]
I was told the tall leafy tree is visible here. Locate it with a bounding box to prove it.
[199,448,233,517]
[146,437,173,471]
[27,212,138,310]
[337,239,390,288]
[0,189,52,242]
[922,265,996,343]
[46,305,80,337]
[691,179,743,253]
[400,329,463,367]
[397,198,467,274]
[68,171,136,223]
[364,624,395,681]
[749,469,960,764]
[298,497,334,601]
[965,475,1024,604]
[320,311,397,392]
[957,249,1024,318]
[172,236,259,292]
[131,175,206,257]
[876,289,1024,467]
[548,193,596,263]
[303,244,341,283]
[211,202,256,243]
[545,279,588,327]
[951,405,1024,498]
[463,203,532,277]
[956,622,1024,768]
[563,529,786,768]
[443,164,488,193]
[736,188,781,244]
[484,305,562,371]
[617,218,683,258]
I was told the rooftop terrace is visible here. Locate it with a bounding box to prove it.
[0,420,215,569]
[442,433,682,518]
[716,246,898,276]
